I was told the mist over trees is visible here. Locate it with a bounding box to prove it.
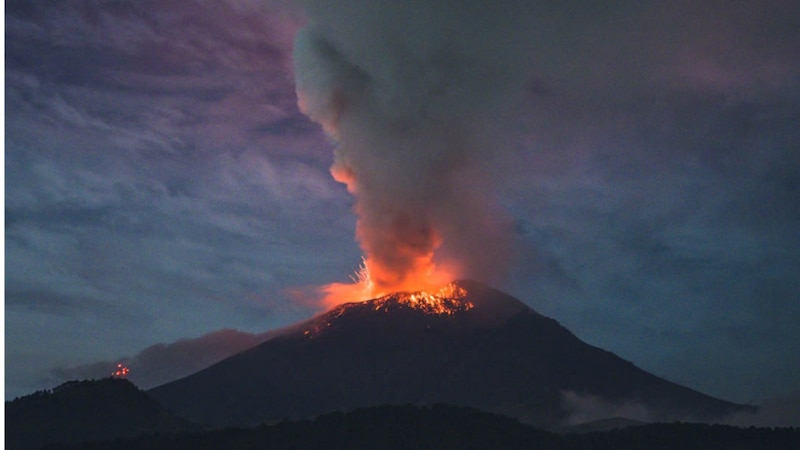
[33,404,800,450]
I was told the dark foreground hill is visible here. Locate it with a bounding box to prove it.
[39,404,800,450]
[5,378,198,449]
[150,280,751,427]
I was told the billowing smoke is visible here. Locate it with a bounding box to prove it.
[561,391,653,425]
[49,329,279,390]
[293,0,533,301]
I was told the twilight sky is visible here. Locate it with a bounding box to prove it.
[5,0,800,407]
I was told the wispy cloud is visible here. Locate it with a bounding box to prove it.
[724,393,800,427]
[46,328,283,392]
[5,0,358,399]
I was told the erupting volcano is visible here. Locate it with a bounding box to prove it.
[147,0,757,432]
[319,261,468,309]
[370,283,473,315]
[149,280,751,428]
[292,2,526,307]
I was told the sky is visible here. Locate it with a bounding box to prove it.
[5,0,800,408]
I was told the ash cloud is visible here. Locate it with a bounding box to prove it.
[50,329,278,390]
[292,0,536,290]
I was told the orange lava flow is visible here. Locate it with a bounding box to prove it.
[373,283,472,315]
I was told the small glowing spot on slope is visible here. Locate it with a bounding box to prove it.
[111,363,129,378]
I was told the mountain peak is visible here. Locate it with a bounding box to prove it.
[337,279,529,318]
[369,282,473,315]
[6,378,197,449]
[298,280,532,339]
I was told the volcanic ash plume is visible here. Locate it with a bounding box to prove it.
[293,0,531,304]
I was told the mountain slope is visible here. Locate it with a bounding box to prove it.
[6,378,198,449]
[148,280,750,427]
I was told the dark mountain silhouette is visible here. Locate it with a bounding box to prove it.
[5,378,198,449]
[38,404,800,450]
[149,280,752,427]
[564,417,647,433]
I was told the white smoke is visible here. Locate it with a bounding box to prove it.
[49,329,279,390]
[561,390,652,425]
[723,393,800,428]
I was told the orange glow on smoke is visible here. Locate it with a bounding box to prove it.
[323,163,461,308]
[319,256,457,308]
[372,283,472,315]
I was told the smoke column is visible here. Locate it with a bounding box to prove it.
[293,0,532,303]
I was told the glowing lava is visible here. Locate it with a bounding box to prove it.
[371,283,472,315]
[111,363,129,378]
[319,257,457,309]
[304,282,471,338]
